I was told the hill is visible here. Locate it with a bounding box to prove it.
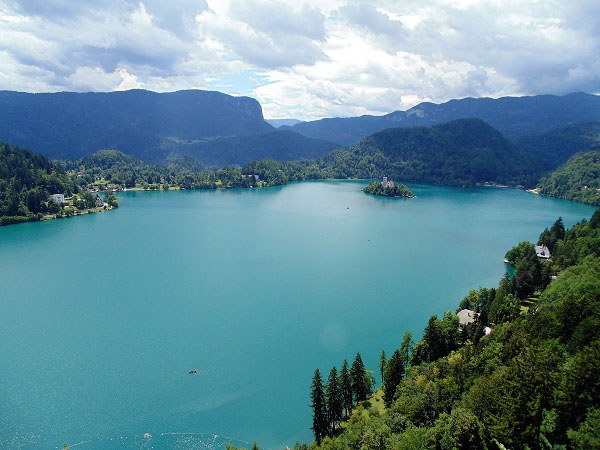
[0,142,76,224]
[161,129,339,166]
[315,118,538,187]
[0,89,273,160]
[283,92,600,146]
[536,150,600,206]
[517,121,600,170]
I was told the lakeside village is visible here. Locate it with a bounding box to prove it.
[46,182,119,221]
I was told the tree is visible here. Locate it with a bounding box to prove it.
[423,315,443,363]
[310,369,328,444]
[379,350,386,386]
[339,359,353,418]
[325,366,343,432]
[399,331,414,370]
[383,349,405,406]
[350,352,368,403]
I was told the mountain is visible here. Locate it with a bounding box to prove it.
[283,92,600,146]
[0,89,273,160]
[516,122,600,170]
[536,150,600,206]
[316,118,538,187]
[266,119,304,128]
[159,129,340,166]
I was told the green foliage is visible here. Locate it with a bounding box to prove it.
[0,142,76,224]
[339,359,353,418]
[311,369,328,444]
[363,181,414,198]
[325,367,343,432]
[104,190,119,208]
[315,119,539,187]
[311,213,600,449]
[350,353,369,403]
[568,408,600,449]
[383,350,404,406]
[537,151,600,206]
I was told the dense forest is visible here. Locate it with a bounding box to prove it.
[517,122,600,171]
[363,181,414,198]
[0,142,77,225]
[312,119,540,187]
[292,212,600,449]
[537,151,600,206]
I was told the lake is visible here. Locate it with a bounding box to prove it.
[0,181,596,449]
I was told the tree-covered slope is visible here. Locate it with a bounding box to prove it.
[0,142,76,224]
[537,151,600,206]
[159,129,340,166]
[315,118,538,187]
[302,211,600,450]
[517,121,600,170]
[0,89,273,160]
[284,92,600,146]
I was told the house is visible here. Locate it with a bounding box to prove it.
[457,309,477,328]
[50,193,64,204]
[93,194,103,207]
[534,244,551,259]
[106,183,119,190]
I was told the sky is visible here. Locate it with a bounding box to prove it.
[0,0,599,120]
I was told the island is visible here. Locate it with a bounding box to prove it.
[363,177,414,198]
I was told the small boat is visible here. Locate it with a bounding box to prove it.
[503,258,510,264]
[189,370,197,374]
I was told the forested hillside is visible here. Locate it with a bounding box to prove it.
[314,119,538,187]
[0,142,76,224]
[537,151,600,206]
[284,92,600,146]
[517,122,600,170]
[158,130,339,166]
[0,89,273,160]
[299,212,600,449]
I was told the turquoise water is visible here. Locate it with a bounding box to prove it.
[0,181,596,449]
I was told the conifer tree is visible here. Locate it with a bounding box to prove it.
[383,349,405,406]
[379,350,386,386]
[339,359,353,417]
[325,366,342,432]
[350,352,368,402]
[399,331,414,370]
[310,368,328,444]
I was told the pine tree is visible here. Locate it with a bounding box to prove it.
[339,359,353,418]
[399,331,414,370]
[325,366,342,433]
[379,349,386,386]
[350,352,368,403]
[383,349,405,406]
[310,368,328,444]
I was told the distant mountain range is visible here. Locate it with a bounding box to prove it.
[266,119,304,128]
[0,89,336,165]
[1,89,599,172]
[282,92,600,146]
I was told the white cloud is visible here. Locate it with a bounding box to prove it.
[0,0,598,119]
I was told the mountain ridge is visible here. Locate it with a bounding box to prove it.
[283,92,600,146]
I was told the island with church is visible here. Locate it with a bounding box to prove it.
[363,177,415,198]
